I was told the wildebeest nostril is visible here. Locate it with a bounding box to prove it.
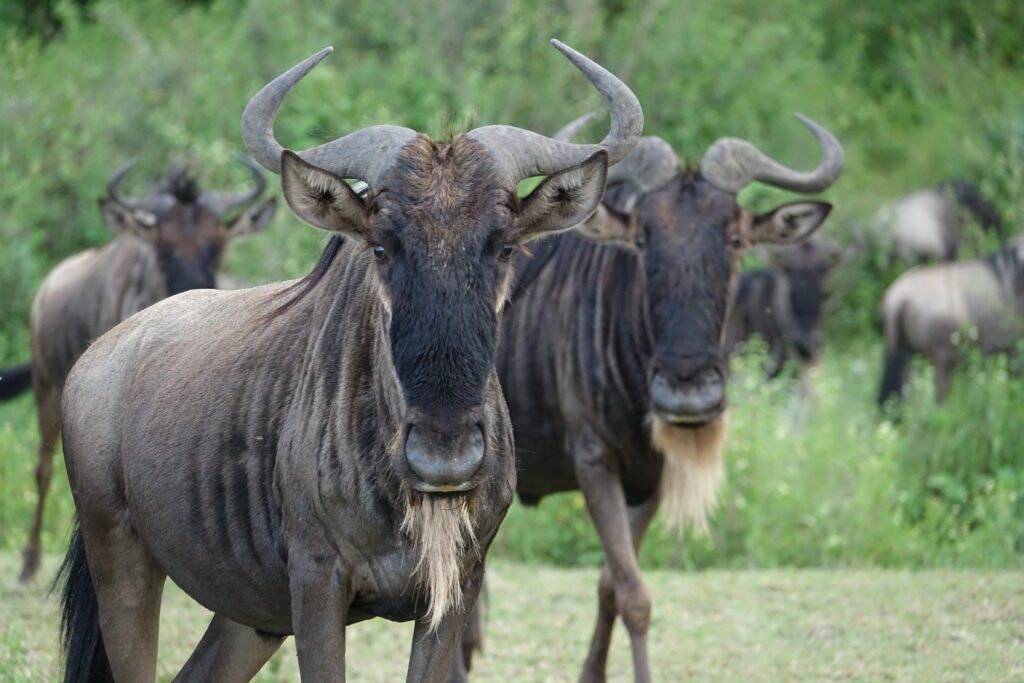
[650,368,725,422]
[405,424,485,490]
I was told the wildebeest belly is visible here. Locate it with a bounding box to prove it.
[513,427,580,503]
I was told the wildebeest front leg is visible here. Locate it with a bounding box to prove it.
[582,495,660,682]
[932,351,957,403]
[573,428,653,683]
[173,614,284,682]
[446,596,483,683]
[290,557,350,680]
[19,385,61,583]
[409,563,484,683]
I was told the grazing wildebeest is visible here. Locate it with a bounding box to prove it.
[873,180,1005,262]
[479,114,841,681]
[725,236,840,378]
[57,40,642,683]
[0,158,275,583]
[878,234,1024,405]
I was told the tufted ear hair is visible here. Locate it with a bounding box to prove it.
[516,151,608,242]
[99,198,159,241]
[280,151,367,239]
[749,201,832,245]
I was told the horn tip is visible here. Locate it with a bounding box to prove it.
[550,38,576,57]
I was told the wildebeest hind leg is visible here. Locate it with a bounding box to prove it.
[19,386,61,583]
[581,494,660,683]
[174,614,285,682]
[81,517,166,681]
[574,433,653,683]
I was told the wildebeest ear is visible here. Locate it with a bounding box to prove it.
[226,197,277,238]
[98,198,159,240]
[574,204,636,246]
[517,150,608,242]
[750,201,832,245]
[280,151,367,237]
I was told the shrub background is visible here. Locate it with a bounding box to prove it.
[0,0,1022,568]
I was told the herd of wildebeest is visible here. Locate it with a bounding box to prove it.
[0,40,1021,683]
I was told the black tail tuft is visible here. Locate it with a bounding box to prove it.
[878,311,911,407]
[0,363,32,401]
[941,179,1006,238]
[55,523,113,683]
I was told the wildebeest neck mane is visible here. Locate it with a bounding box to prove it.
[262,235,347,321]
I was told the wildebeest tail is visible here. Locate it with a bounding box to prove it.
[0,363,31,400]
[941,179,1005,237]
[55,522,113,683]
[878,306,910,407]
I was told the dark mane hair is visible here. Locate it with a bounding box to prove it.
[261,236,347,321]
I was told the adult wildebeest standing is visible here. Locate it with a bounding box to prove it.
[878,234,1024,405]
[872,180,1005,263]
[57,40,642,682]
[0,158,275,583]
[725,236,842,378]
[489,115,841,681]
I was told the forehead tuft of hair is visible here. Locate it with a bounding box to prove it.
[160,166,202,204]
[385,134,507,211]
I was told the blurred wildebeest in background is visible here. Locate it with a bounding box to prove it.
[724,235,842,378]
[878,234,1024,405]
[56,40,643,683]
[0,157,275,583]
[474,113,841,682]
[724,229,862,380]
[872,180,1004,263]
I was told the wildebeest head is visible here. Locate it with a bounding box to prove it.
[243,43,642,495]
[99,157,276,295]
[565,115,840,426]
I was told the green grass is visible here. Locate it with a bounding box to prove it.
[3,554,1022,682]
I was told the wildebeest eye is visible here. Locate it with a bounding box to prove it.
[728,233,743,249]
[500,243,515,260]
[372,244,388,261]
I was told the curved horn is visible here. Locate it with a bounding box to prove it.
[699,113,844,194]
[241,47,417,184]
[106,161,141,207]
[467,39,643,183]
[553,112,597,142]
[606,136,678,193]
[199,155,269,216]
[555,115,677,194]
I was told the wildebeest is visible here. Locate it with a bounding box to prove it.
[0,157,275,583]
[878,234,1024,405]
[57,41,642,682]
[872,180,1004,262]
[479,115,841,681]
[725,236,841,377]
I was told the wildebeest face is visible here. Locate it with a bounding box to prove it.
[591,175,831,425]
[100,193,276,296]
[280,138,607,493]
[635,176,738,426]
